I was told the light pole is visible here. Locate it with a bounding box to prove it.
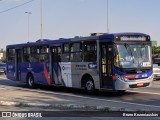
[40,0,43,40]
[107,0,109,33]
[25,12,32,42]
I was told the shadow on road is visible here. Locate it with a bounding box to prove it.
[0,77,139,98]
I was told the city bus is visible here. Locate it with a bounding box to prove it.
[6,33,153,93]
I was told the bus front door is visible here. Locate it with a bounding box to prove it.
[50,46,61,85]
[100,44,113,88]
[15,49,21,81]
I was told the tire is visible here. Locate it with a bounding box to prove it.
[27,74,35,88]
[85,79,95,94]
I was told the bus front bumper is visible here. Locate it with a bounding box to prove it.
[114,75,153,90]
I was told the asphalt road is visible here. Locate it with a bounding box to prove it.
[0,74,160,109]
[0,74,160,120]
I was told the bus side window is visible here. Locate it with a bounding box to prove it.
[39,45,48,54]
[30,46,39,62]
[23,55,30,62]
[70,42,82,62]
[39,54,48,63]
[62,43,70,62]
[30,55,39,62]
[39,45,49,63]
[83,41,97,62]
[62,53,70,62]
[8,49,15,62]
[23,47,30,62]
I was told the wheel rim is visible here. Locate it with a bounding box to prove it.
[86,80,93,91]
[28,76,33,87]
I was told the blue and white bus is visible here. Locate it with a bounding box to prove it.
[6,33,153,93]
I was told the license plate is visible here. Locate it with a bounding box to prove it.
[137,83,144,87]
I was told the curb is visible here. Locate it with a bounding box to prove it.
[0,101,141,111]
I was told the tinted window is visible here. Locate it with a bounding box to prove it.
[23,47,30,54]
[70,53,82,62]
[40,46,48,53]
[83,41,97,62]
[8,49,15,62]
[30,55,39,62]
[61,53,70,62]
[8,49,15,55]
[23,54,30,62]
[71,43,82,52]
[39,54,49,62]
[70,42,82,62]
[30,46,39,54]
[63,44,69,52]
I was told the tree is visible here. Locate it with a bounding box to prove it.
[152,46,160,55]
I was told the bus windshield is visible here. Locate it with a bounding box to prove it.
[115,44,152,69]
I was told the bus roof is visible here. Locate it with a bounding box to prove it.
[6,32,150,49]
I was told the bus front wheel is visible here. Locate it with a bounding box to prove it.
[85,79,95,94]
[27,74,35,88]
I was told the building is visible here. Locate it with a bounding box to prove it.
[0,49,6,62]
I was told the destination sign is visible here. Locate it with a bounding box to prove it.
[120,36,147,41]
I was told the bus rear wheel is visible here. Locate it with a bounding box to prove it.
[85,79,95,94]
[27,74,35,88]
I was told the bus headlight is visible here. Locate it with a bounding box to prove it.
[118,75,126,81]
[148,74,153,80]
[123,77,129,81]
[121,75,136,81]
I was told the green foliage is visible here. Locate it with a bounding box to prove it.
[152,46,160,54]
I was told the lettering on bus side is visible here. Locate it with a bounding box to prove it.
[75,65,87,70]
[8,65,14,69]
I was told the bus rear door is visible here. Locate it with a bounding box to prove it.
[15,49,21,81]
[50,46,62,85]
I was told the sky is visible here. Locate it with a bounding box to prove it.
[0,0,160,50]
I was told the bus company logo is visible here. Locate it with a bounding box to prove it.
[2,112,12,117]
[29,63,31,68]
[62,66,65,70]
